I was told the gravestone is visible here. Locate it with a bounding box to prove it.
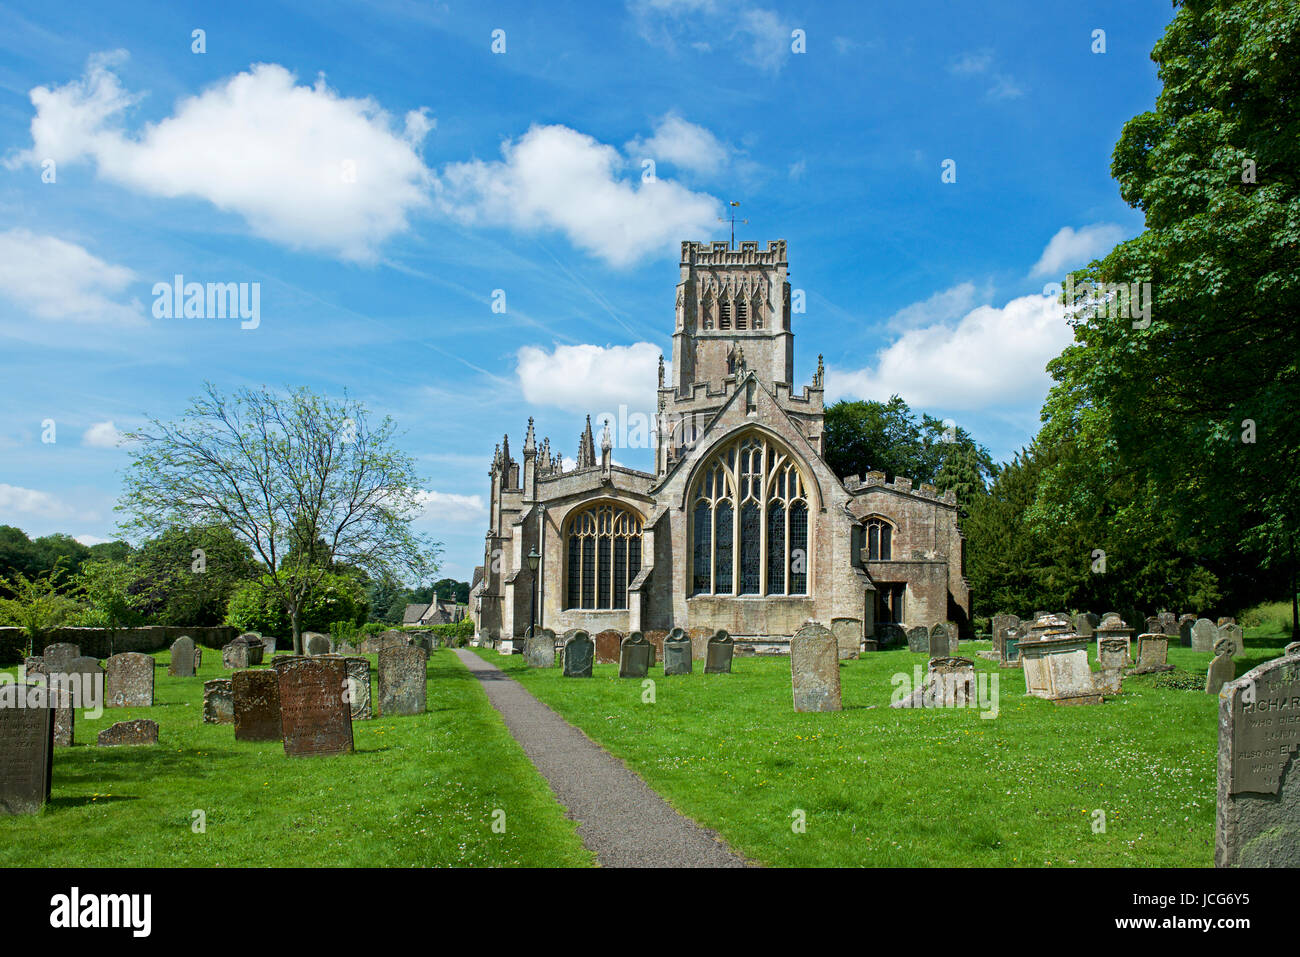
[618,632,652,679]
[1215,648,1300,866]
[1217,617,1236,628]
[223,638,256,670]
[194,647,203,671]
[378,645,428,716]
[1072,613,1097,638]
[304,633,331,657]
[876,623,906,649]
[1158,611,1178,637]
[42,643,80,673]
[260,637,277,655]
[642,630,667,664]
[1093,618,1134,665]
[594,630,624,665]
[405,635,427,655]
[906,626,929,654]
[344,657,372,720]
[277,657,354,757]
[169,635,196,677]
[1000,623,1025,666]
[991,615,1020,656]
[1020,634,1102,704]
[1131,634,1172,674]
[830,617,861,659]
[892,657,976,709]
[1206,638,1237,696]
[1098,636,1129,672]
[687,626,713,661]
[1178,615,1195,648]
[790,622,841,713]
[928,623,951,658]
[525,628,556,668]
[97,719,159,747]
[562,631,594,678]
[1219,623,1245,659]
[47,659,103,713]
[105,652,154,708]
[1145,616,1162,635]
[202,679,235,724]
[663,628,693,676]
[236,633,265,665]
[705,630,734,674]
[52,704,73,748]
[1191,618,1218,653]
[233,670,282,742]
[0,687,54,815]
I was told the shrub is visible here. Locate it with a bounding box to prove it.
[226,571,368,637]
[1239,600,1295,634]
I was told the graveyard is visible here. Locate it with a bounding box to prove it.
[1,612,1292,868]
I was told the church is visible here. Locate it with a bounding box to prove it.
[470,239,971,653]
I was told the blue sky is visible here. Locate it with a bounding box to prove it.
[0,0,1173,584]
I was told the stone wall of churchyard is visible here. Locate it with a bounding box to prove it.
[0,625,240,664]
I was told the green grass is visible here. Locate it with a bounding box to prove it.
[476,621,1294,868]
[0,648,593,867]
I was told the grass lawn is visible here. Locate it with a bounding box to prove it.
[0,647,593,867]
[477,624,1294,867]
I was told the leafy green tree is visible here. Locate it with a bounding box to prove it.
[119,384,438,653]
[131,525,261,626]
[0,561,78,656]
[226,570,368,636]
[74,559,146,655]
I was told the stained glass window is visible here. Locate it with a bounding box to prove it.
[566,504,643,610]
[715,501,733,594]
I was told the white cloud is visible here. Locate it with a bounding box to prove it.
[986,73,1025,100]
[626,112,729,176]
[0,484,95,521]
[417,490,487,524]
[735,9,791,72]
[1029,223,1127,279]
[0,229,140,323]
[436,124,718,268]
[883,281,992,332]
[630,2,792,72]
[788,158,806,180]
[74,534,112,546]
[825,292,1072,412]
[82,421,124,448]
[516,341,665,413]
[9,51,433,261]
[949,51,992,75]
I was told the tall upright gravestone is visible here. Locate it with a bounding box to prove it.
[705,630,734,674]
[905,626,929,654]
[663,628,693,676]
[790,622,841,713]
[169,635,196,677]
[276,657,353,757]
[0,685,54,815]
[928,623,951,658]
[525,627,556,668]
[233,669,282,742]
[344,657,372,720]
[618,632,652,679]
[1216,650,1300,866]
[593,629,624,665]
[378,645,428,716]
[562,631,594,677]
[105,652,154,708]
[1206,638,1237,696]
[1191,618,1218,653]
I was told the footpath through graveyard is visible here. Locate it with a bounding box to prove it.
[455,649,748,868]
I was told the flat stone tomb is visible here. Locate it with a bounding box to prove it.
[790,623,841,713]
[1020,635,1103,704]
[233,669,282,741]
[0,686,54,815]
[563,631,594,677]
[663,629,693,676]
[705,630,734,674]
[277,657,354,757]
[618,632,652,679]
[105,652,154,708]
[378,645,428,716]
[1216,651,1300,866]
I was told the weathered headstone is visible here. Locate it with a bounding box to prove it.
[1215,649,1300,866]
[97,719,159,747]
[876,622,906,649]
[663,628,693,676]
[830,617,862,659]
[377,645,428,716]
[525,627,556,668]
[999,622,1025,666]
[42,643,80,673]
[1206,637,1237,696]
[562,631,594,677]
[1191,618,1218,653]
[594,629,624,665]
[1098,636,1129,672]
[642,629,666,664]
[304,632,331,657]
[223,638,257,670]
[1094,618,1134,665]
[233,670,282,741]
[1219,623,1245,659]
[1021,634,1102,704]
[202,679,235,724]
[905,625,929,654]
[687,626,713,661]
[277,657,353,757]
[105,652,154,708]
[344,657,372,720]
[928,622,951,658]
[618,631,652,678]
[1072,613,1097,638]
[169,635,196,677]
[52,702,73,748]
[0,686,53,815]
[991,615,1019,656]
[1158,611,1178,637]
[705,630,734,674]
[1178,615,1195,648]
[1131,634,1172,674]
[891,657,976,709]
[236,633,265,665]
[193,647,203,671]
[790,622,841,713]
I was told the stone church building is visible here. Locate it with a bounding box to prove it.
[470,239,971,652]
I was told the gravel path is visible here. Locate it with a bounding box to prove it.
[455,649,748,868]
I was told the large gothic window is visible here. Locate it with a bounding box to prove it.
[565,504,643,610]
[865,518,893,561]
[689,433,811,596]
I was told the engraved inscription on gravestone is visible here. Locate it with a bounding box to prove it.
[0,688,54,815]
[169,635,196,677]
[344,657,372,720]
[790,622,841,713]
[618,632,652,679]
[663,628,693,676]
[562,631,594,678]
[705,630,734,674]
[378,645,427,716]
[233,669,282,742]
[277,658,353,757]
[105,652,154,708]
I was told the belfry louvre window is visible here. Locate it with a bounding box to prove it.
[690,433,811,596]
[565,504,643,610]
[866,518,893,561]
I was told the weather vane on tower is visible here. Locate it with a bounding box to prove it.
[718,201,748,250]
